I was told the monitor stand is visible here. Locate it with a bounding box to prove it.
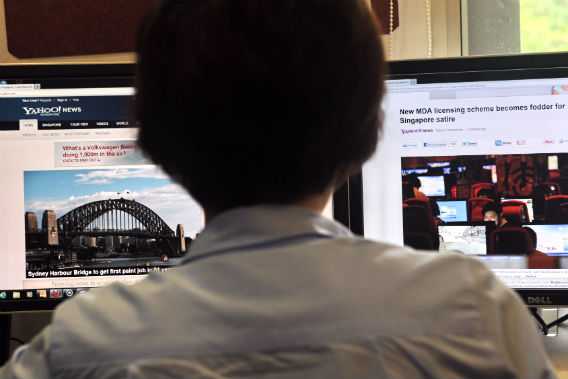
[0,314,11,365]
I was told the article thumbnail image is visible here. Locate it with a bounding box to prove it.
[400,152,568,262]
[24,168,203,278]
[401,153,565,202]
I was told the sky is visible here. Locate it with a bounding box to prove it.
[24,167,203,237]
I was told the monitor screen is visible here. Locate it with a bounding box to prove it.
[0,64,340,312]
[524,224,568,255]
[436,200,468,222]
[438,224,487,255]
[359,53,568,305]
[503,198,534,222]
[0,65,205,311]
[401,168,428,175]
[417,175,445,197]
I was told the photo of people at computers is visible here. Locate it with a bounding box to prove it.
[401,152,568,269]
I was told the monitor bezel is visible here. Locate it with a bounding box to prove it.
[0,63,135,83]
[349,52,568,306]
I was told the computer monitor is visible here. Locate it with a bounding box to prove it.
[355,53,568,306]
[438,224,488,255]
[401,168,428,175]
[0,64,204,311]
[417,175,445,197]
[436,200,468,222]
[524,224,568,256]
[503,198,534,222]
[0,64,343,313]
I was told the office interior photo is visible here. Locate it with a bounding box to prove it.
[1,0,568,377]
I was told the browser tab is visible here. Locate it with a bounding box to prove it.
[0,83,38,90]
[19,119,37,131]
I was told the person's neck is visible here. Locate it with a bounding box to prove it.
[204,189,333,224]
[294,190,333,214]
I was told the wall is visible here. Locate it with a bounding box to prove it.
[0,0,135,64]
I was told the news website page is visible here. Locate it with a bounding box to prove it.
[0,84,204,297]
[363,75,568,289]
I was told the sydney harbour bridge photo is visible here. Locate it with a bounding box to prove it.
[23,168,203,277]
[25,198,190,274]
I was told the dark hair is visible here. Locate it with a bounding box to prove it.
[481,202,502,217]
[405,174,422,189]
[476,188,495,199]
[430,199,440,216]
[135,0,385,212]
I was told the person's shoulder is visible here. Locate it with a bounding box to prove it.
[46,270,192,372]
[328,236,494,304]
[312,237,511,341]
[54,269,173,317]
[51,271,174,342]
[333,235,478,271]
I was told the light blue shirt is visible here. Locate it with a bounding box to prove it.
[0,205,557,378]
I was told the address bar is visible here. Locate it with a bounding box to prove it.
[0,87,134,97]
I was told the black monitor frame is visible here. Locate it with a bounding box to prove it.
[0,63,135,87]
[348,52,568,306]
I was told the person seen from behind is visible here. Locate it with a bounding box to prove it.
[0,0,556,378]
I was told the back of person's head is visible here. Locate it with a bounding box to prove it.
[482,202,503,217]
[476,188,495,199]
[406,174,422,189]
[135,0,385,213]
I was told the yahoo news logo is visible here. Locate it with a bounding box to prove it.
[21,106,82,116]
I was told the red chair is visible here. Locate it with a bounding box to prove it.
[471,183,496,198]
[403,204,435,234]
[404,231,436,250]
[528,254,560,269]
[489,227,534,255]
[545,195,568,222]
[501,200,530,223]
[532,182,561,220]
[402,201,439,249]
[501,206,522,226]
[404,198,434,225]
[467,197,494,221]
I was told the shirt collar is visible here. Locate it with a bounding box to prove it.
[184,204,352,262]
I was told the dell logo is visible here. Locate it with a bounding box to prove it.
[527,296,553,305]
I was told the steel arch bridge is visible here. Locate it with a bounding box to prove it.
[57,198,174,236]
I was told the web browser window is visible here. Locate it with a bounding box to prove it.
[362,57,568,291]
[0,68,204,307]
